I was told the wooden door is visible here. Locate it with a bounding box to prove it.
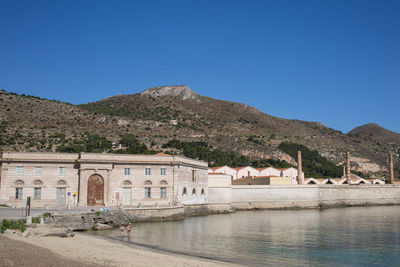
[87,175,104,206]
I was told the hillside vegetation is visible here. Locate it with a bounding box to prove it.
[1,86,399,179]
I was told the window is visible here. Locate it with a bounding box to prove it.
[57,180,67,187]
[58,167,66,176]
[16,166,24,175]
[124,168,130,176]
[15,188,23,199]
[34,188,41,199]
[34,166,42,175]
[192,188,196,195]
[160,187,166,198]
[145,187,151,198]
[192,170,196,182]
[182,187,187,195]
[145,168,151,176]
[201,188,205,195]
[160,168,166,176]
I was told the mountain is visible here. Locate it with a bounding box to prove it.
[0,87,399,178]
[349,123,400,147]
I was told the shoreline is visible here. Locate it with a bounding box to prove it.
[92,233,240,266]
[3,232,236,267]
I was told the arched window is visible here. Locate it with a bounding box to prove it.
[144,180,152,198]
[192,188,196,195]
[201,188,205,195]
[15,180,24,187]
[15,180,24,200]
[57,180,67,187]
[123,180,132,187]
[33,180,43,186]
[182,187,187,195]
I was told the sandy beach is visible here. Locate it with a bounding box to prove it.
[2,232,235,267]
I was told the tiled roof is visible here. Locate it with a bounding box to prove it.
[233,166,247,171]
[209,166,225,171]
[154,152,169,156]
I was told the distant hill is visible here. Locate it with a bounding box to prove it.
[349,123,400,147]
[0,87,399,178]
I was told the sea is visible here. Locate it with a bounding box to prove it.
[90,206,400,266]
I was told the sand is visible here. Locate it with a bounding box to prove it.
[0,235,96,267]
[4,232,235,267]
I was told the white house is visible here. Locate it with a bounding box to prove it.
[234,166,259,179]
[279,167,304,184]
[208,166,236,179]
[257,167,281,177]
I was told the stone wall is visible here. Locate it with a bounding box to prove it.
[47,206,185,230]
[231,185,400,210]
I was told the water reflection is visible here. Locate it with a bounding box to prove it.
[93,206,400,266]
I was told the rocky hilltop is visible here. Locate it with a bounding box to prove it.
[0,87,399,178]
[140,85,199,100]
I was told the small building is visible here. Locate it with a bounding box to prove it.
[208,165,236,179]
[279,167,303,184]
[257,167,281,177]
[234,166,259,179]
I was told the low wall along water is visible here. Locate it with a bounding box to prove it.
[231,184,400,210]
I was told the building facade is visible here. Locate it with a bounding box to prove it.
[0,152,208,208]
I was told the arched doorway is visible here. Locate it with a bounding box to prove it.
[87,174,104,206]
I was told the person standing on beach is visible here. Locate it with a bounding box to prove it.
[127,223,131,237]
[120,224,125,237]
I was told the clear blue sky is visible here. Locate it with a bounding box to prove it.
[1,0,399,133]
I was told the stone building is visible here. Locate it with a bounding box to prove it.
[0,152,208,208]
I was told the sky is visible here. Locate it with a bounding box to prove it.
[1,0,399,133]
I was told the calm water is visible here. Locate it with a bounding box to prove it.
[92,206,400,266]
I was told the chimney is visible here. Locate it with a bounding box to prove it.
[346,152,351,184]
[389,153,395,184]
[297,151,303,185]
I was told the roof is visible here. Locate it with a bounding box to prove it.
[254,175,282,178]
[209,166,225,171]
[233,166,247,171]
[232,176,271,185]
[278,168,290,171]
[208,173,231,176]
[154,152,170,156]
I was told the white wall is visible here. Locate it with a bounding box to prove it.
[231,185,400,209]
[208,174,231,205]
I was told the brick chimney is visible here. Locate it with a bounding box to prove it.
[389,153,395,184]
[346,152,351,184]
[297,151,303,185]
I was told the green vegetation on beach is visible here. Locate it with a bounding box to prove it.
[0,219,27,233]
